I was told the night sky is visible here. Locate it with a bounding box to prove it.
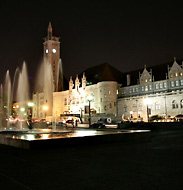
[1,0,183,90]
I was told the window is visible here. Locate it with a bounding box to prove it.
[133,88,135,93]
[170,74,173,78]
[180,72,183,76]
[176,80,179,87]
[100,98,102,102]
[124,105,127,112]
[129,88,132,93]
[155,83,159,90]
[104,106,106,111]
[114,102,116,107]
[133,104,137,112]
[109,91,111,95]
[171,81,174,87]
[145,79,147,82]
[175,72,178,77]
[145,86,148,91]
[110,103,112,108]
[149,78,151,82]
[160,83,163,88]
[172,100,178,109]
[141,79,143,83]
[155,102,160,110]
[149,85,152,90]
[181,80,183,86]
[180,100,183,109]
[141,86,144,91]
[139,104,142,111]
[164,82,167,88]
[136,87,138,92]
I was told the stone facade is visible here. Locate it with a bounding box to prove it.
[118,58,183,121]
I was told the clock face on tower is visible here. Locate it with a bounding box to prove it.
[52,49,56,53]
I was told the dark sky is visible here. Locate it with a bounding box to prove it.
[1,0,183,88]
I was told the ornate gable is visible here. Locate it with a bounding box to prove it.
[169,57,183,78]
[139,65,152,84]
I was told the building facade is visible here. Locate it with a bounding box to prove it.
[117,58,183,121]
[33,24,183,123]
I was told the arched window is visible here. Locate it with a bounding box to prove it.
[155,102,160,110]
[180,100,183,109]
[133,104,137,112]
[124,105,127,112]
[172,100,178,109]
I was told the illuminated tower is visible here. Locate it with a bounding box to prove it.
[43,22,61,91]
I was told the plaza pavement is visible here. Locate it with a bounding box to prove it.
[0,128,183,189]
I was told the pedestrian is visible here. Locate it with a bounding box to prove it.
[75,119,78,127]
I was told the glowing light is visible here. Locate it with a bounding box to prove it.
[46,49,48,53]
[52,49,56,53]
[43,106,48,111]
[28,102,34,107]
[144,98,151,105]
[87,95,93,102]
[20,108,25,112]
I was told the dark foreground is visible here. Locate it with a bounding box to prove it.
[0,128,183,190]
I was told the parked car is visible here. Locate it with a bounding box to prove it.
[89,122,105,129]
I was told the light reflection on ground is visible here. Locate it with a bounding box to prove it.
[0,129,150,141]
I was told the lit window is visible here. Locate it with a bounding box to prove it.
[175,72,178,77]
[181,80,183,86]
[46,49,48,53]
[172,100,178,109]
[164,82,167,88]
[136,87,138,92]
[171,81,174,87]
[129,88,132,93]
[160,83,163,88]
[180,72,183,76]
[145,79,147,82]
[133,88,135,93]
[149,78,151,82]
[155,83,159,90]
[176,80,179,87]
[149,85,152,90]
[170,74,173,78]
[116,90,118,94]
[145,86,148,91]
[141,86,144,91]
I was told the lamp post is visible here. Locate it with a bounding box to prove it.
[144,98,151,122]
[87,95,93,127]
[43,106,48,119]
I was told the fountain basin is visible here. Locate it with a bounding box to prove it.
[0,129,150,149]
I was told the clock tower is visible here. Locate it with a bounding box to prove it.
[43,22,61,91]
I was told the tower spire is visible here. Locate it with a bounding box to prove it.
[48,22,52,40]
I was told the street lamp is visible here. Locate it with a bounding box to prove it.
[144,98,151,122]
[43,106,48,118]
[87,95,93,127]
